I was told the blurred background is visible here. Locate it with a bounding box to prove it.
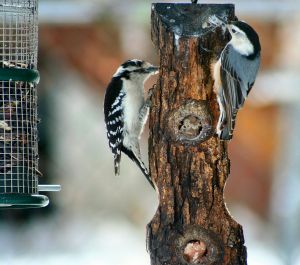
[1,0,300,264]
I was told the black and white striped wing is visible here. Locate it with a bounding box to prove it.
[219,45,260,139]
[104,77,125,175]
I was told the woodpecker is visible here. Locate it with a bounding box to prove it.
[104,59,158,188]
[212,20,261,140]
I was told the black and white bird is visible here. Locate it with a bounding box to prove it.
[104,59,158,188]
[212,20,261,140]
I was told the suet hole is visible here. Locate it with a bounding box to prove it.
[178,115,203,138]
[183,240,207,264]
[165,99,214,145]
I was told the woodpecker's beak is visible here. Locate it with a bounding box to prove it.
[146,66,159,74]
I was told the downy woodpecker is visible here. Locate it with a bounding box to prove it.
[104,59,158,188]
[212,20,261,140]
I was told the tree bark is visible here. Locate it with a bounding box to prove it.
[147,4,247,265]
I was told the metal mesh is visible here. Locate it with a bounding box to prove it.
[0,0,39,194]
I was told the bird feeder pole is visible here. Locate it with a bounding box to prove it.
[147,3,247,264]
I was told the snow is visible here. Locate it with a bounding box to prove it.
[0,217,151,265]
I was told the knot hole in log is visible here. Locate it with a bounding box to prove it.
[165,100,213,145]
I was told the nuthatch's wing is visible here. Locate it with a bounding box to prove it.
[219,45,260,138]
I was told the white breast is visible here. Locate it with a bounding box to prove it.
[230,36,254,56]
[122,77,144,137]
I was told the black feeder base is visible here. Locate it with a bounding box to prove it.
[0,193,49,209]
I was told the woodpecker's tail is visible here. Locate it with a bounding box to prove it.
[114,151,121,176]
[217,96,237,140]
[121,146,155,189]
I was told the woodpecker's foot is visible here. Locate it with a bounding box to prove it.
[147,84,155,101]
[145,85,156,108]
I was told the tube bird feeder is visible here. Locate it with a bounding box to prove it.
[0,0,60,208]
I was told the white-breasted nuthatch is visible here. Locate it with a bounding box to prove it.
[212,20,261,140]
[104,59,158,188]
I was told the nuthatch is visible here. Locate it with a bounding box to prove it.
[212,20,261,140]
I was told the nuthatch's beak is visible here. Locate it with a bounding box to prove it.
[214,16,227,27]
[226,24,235,35]
[146,66,159,74]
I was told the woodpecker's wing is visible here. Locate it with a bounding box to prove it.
[219,45,260,139]
[104,77,125,175]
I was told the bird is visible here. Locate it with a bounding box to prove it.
[212,20,261,140]
[104,59,159,188]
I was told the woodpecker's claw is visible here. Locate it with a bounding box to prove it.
[147,84,157,102]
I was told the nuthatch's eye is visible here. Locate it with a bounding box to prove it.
[231,28,237,33]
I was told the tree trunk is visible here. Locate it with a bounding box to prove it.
[147,4,247,265]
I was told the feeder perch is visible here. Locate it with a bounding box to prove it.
[0,0,60,209]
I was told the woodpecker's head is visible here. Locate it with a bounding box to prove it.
[227,21,261,58]
[113,59,159,81]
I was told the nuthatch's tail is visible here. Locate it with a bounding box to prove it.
[218,118,235,140]
[217,96,237,141]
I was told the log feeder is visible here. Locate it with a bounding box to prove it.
[147,4,247,265]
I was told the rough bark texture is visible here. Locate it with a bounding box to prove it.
[147,4,247,265]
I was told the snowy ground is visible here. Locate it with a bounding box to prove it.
[0,212,294,265]
[0,216,150,265]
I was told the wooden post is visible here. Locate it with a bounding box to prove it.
[147,4,247,265]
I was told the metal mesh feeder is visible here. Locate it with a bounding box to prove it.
[0,0,60,208]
